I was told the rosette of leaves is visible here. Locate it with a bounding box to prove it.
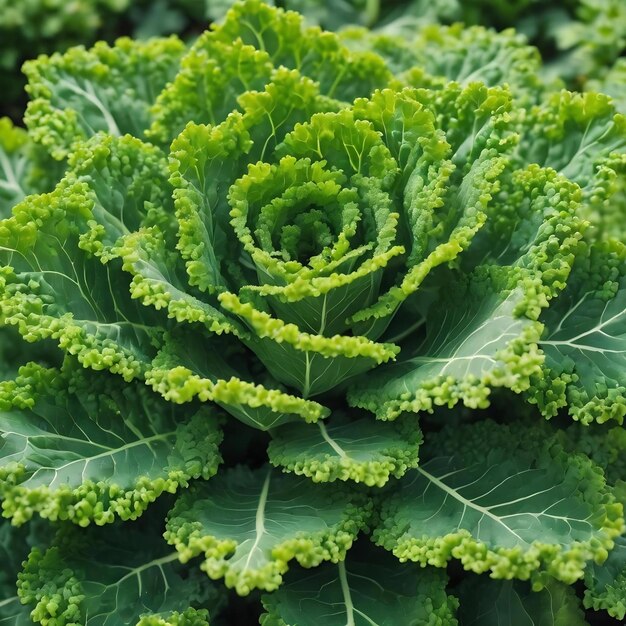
[1,1,626,624]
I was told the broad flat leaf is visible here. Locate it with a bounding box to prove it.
[349,274,544,420]
[18,522,218,626]
[372,420,624,586]
[268,412,421,486]
[260,550,458,626]
[456,576,587,625]
[529,240,626,424]
[24,36,186,160]
[165,466,370,595]
[0,362,222,526]
[584,534,626,620]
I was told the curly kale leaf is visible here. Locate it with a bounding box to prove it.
[149,0,390,145]
[349,270,545,419]
[0,134,178,381]
[17,521,219,626]
[342,22,544,103]
[0,361,222,526]
[165,466,370,595]
[528,240,626,424]
[0,119,32,218]
[268,411,422,486]
[0,518,54,626]
[516,91,626,234]
[261,548,458,626]
[372,420,624,587]
[349,157,586,419]
[584,534,626,620]
[0,118,63,219]
[158,81,510,398]
[145,331,330,429]
[24,36,186,161]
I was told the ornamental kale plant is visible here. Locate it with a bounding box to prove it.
[0,1,625,624]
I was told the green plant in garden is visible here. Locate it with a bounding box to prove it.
[0,1,625,624]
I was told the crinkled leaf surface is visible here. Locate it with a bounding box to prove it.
[165,466,370,595]
[0,518,54,626]
[268,412,421,486]
[0,136,174,381]
[584,534,626,620]
[149,0,390,144]
[529,241,626,424]
[516,91,626,203]
[341,23,543,103]
[403,24,542,96]
[166,72,403,396]
[372,421,623,586]
[18,522,218,626]
[145,332,329,430]
[0,361,222,526]
[350,277,544,419]
[24,36,186,160]
[349,159,587,420]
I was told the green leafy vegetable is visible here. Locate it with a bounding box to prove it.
[0,361,222,526]
[528,240,626,424]
[165,466,370,594]
[268,411,421,486]
[17,521,219,626]
[0,0,624,623]
[261,548,459,626]
[584,534,626,620]
[456,576,587,625]
[24,36,185,161]
[372,421,623,587]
